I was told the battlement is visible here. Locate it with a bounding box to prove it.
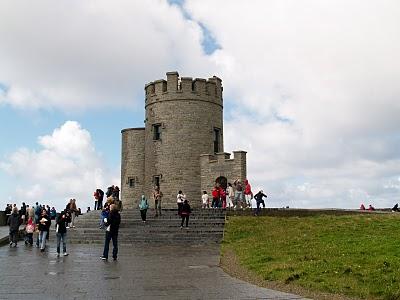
[200,151,247,193]
[145,72,223,106]
[200,151,247,165]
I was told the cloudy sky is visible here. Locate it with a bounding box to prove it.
[0,0,399,210]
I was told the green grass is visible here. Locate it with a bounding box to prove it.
[222,214,400,299]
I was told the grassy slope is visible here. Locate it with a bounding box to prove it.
[222,214,400,300]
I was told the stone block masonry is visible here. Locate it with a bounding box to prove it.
[121,72,247,208]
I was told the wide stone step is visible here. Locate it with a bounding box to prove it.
[70,208,226,244]
[75,220,225,226]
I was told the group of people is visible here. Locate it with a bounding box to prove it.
[360,204,376,211]
[96,185,123,230]
[201,179,268,215]
[6,199,81,257]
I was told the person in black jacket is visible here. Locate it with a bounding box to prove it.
[56,210,69,257]
[180,200,192,229]
[7,207,21,247]
[101,204,121,261]
[253,190,267,216]
[38,209,51,252]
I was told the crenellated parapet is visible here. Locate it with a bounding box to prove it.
[145,71,223,108]
[200,151,247,195]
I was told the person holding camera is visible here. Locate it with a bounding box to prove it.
[56,210,69,257]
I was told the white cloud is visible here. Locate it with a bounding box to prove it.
[0,0,215,110]
[0,121,118,210]
[1,0,399,209]
[186,0,400,208]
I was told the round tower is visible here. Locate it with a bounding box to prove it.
[144,72,223,207]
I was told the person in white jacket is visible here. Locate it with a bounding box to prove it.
[226,183,234,208]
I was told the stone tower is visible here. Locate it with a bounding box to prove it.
[121,72,247,208]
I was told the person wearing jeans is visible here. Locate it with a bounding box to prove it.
[139,195,149,223]
[56,210,69,256]
[38,209,51,252]
[101,204,121,261]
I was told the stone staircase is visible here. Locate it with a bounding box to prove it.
[69,209,226,244]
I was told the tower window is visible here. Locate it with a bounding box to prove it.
[153,124,161,140]
[153,175,161,188]
[213,128,220,153]
[129,178,135,188]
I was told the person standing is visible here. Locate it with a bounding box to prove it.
[227,183,234,208]
[8,207,21,247]
[180,200,192,229]
[244,179,253,208]
[20,202,27,224]
[201,191,209,209]
[50,207,57,220]
[97,189,104,210]
[153,186,163,217]
[101,204,121,261]
[70,199,78,228]
[112,186,120,200]
[211,185,220,208]
[38,209,51,252]
[25,216,35,246]
[253,190,268,216]
[106,185,114,202]
[139,195,149,223]
[220,187,227,209]
[55,210,69,257]
[234,180,244,209]
[93,190,99,210]
[177,191,185,216]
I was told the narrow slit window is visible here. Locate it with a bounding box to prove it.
[213,128,220,153]
[153,124,161,140]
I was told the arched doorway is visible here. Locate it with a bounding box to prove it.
[215,176,227,190]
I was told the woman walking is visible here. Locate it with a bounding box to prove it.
[139,195,149,223]
[7,207,21,247]
[180,200,192,229]
[177,191,185,216]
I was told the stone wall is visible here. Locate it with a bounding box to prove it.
[121,128,145,208]
[200,151,247,197]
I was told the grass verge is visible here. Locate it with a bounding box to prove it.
[221,214,400,300]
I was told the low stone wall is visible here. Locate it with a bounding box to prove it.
[0,211,6,226]
[226,208,392,218]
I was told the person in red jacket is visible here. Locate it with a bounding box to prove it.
[220,187,227,209]
[244,179,253,208]
[211,185,220,208]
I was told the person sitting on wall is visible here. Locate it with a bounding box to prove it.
[368,204,375,211]
[360,203,366,210]
[392,203,399,212]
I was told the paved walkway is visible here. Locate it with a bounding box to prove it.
[0,241,306,299]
